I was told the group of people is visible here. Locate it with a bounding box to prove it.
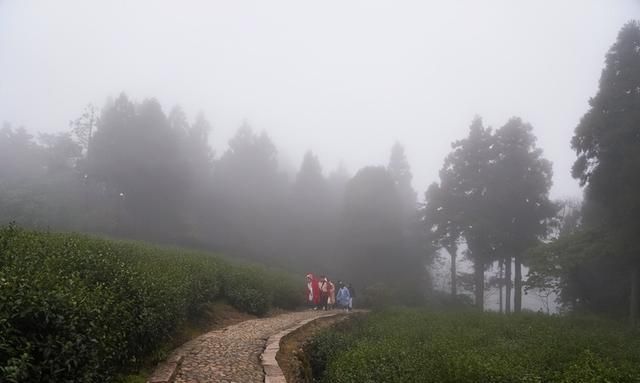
[305,273,354,311]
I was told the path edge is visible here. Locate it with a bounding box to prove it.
[260,312,340,383]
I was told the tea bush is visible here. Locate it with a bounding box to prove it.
[307,309,640,383]
[0,225,303,382]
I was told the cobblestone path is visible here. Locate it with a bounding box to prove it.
[151,310,338,383]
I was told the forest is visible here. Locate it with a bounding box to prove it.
[0,4,639,382]
[2,20,640,322]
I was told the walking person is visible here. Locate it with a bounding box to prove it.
[328,279,336,310]
[319,276,329,310]
[337,283,351,312]
[306,273,320,310]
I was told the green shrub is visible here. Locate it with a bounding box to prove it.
[308,309,640,383]
[305,316,364,381]
[0,225,303,382]
[221,264,272,315]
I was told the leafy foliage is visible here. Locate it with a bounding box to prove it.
[308,309,640,383]
[526,230,629,316]
[0,225,302,382]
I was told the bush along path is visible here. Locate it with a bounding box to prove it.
[147,310,345,383]
[0,226,302,383]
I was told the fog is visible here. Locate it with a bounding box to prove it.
[2,0,637,198]
[1,1,639,311]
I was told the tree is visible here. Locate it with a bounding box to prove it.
[342,167,404,289]
[571,20,640,324]
[429,117,496,310]
[292,151,327,210]
[70,103,99,156]
[327,162,350,209]
[491,117,557,313]
[212,123,287,258]
[424,182,462,298]
[0,123,46,226]
[425,117,556,311]
[169,108,215,239]
[388,142,417,220]
[38,132,82,174]
[89,94,188,239]
[526,229,627,316]
[286,151,333,270]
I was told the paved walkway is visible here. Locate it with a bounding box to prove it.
[149,310,341,383]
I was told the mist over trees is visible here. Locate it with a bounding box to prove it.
[2,20,639,317]
[0,94,431,302]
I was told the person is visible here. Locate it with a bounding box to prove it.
[347,283,355,311]
[327,279,336,310]
[319,276,329,310]
[306,273,320,310]
[336,283,351,311]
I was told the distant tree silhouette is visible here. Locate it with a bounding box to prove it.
[388,142,417,221]
[89,94,188,239]
[342,167,404,289]
[212,123,287,258]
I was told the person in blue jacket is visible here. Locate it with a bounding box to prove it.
[336,282,351,311]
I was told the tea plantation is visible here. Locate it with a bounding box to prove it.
[308,309,640,383]
[0,225,302,382]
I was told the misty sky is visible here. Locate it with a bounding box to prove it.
[1,1,638,200]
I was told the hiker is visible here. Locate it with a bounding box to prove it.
[337,283,351,311]
[306,273,320,309]
[347,283,355,311]
[327,279,336,310]
[319,276,330,310]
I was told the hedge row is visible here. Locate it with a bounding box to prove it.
[0,225,303,382]
[307,309,640,383]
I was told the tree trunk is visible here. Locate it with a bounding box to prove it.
[446,246,457,298]
[631,265,639,327]
[514,255,522,313]
[474,260,484,311]
[505,257,512,314]
[499,258,504,314]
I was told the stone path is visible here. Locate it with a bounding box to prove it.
[148,310,341,383]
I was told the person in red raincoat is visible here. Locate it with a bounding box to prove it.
[306,273,320,309]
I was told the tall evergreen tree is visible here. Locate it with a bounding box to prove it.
[492,117,557,313]
[571,20,640,324]
[441,117,496,310]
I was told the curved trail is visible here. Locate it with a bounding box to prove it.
[148,310,342,383]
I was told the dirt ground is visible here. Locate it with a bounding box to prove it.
[275,312,350,383]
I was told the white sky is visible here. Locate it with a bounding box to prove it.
[1,0,638,200]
